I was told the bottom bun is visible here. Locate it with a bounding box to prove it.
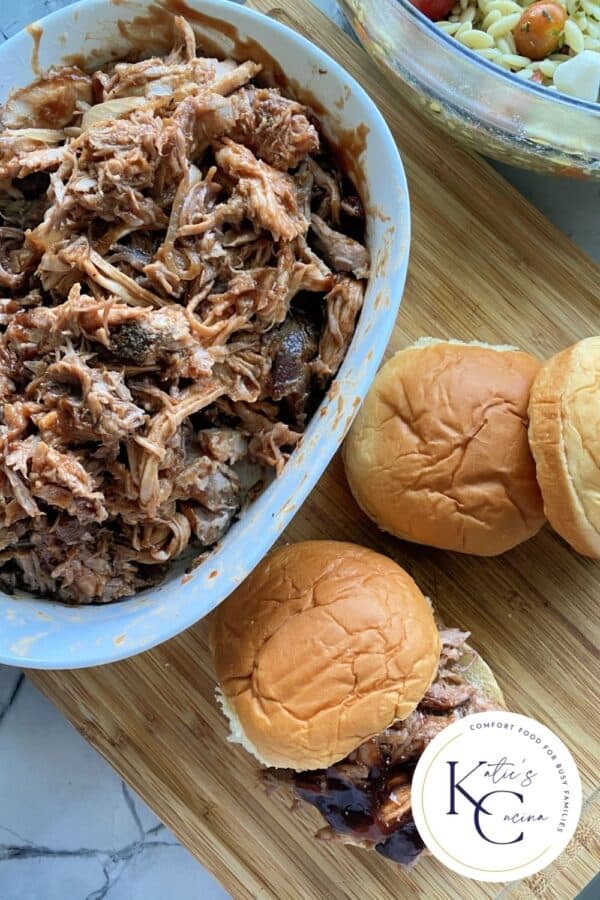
[460,644,505,708]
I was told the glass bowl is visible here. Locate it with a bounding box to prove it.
[339,0,600,178]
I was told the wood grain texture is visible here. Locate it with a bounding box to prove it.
[29,1,599,897]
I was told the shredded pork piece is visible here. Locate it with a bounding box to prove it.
[0,67,93,130]
[313,276,365,383]
[214,139,308,242]
[0,140,67,181]
[0,17,369,603]
[311,214,370,279]
[229,87,319,170]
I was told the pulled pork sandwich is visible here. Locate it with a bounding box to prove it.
[210,541,504,866]
[0,17,369,603]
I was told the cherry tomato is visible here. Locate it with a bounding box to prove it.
[410,0,456,22]
[514,2,567,61]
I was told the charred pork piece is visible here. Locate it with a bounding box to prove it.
[262,315,319,425]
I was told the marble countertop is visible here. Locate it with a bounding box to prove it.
[0,667,227,900]
[0,1,598,898]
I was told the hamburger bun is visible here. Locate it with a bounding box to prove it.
[343,338,546,556]
[528,337,600,559]
[209,541,440,770]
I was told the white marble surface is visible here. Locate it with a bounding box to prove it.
[0,1,598,899]
[0,666,228,900]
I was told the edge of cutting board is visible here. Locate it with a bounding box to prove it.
[28,1,600,898]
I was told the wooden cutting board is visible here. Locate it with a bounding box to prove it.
[29,1,600,897]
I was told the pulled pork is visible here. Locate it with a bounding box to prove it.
[272,630,503,866]
[0,17,369,603]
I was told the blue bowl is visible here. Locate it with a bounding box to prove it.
[0,0,410,668]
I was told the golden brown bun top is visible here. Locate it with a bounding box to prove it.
[209,541,440,770]
[528,337,600,559]
[343,339,546,556]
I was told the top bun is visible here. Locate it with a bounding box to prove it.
[528,337,600,559]
[343,338,545,556]
[209,541,440,770]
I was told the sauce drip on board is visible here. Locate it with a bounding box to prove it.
[292,760,425,865]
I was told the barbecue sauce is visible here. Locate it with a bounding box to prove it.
[292,759,425,866]
[376,822,424,865]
